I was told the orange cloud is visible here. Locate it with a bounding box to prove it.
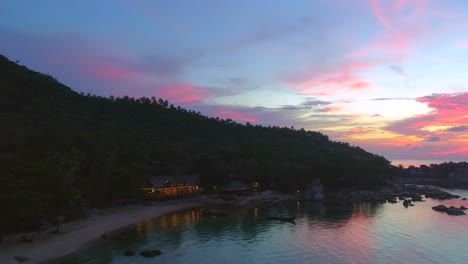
[323,104,344,113]
[350,81,371,90]
[378,93,467,159]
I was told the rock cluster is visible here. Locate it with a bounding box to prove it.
[432,205,466,215]
[333,184,460,204]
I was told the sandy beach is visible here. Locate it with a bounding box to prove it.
[0,199,201,264]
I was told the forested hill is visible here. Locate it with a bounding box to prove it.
[0,55,390,232]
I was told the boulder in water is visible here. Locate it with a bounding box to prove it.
[140,250,162,257]
[403,199,410,207]
[432,205,448,212]
[446,206,466,216]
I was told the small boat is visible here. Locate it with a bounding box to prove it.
[202,210,227,216]
[265,215,296,222]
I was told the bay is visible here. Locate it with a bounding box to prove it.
[52,188,468,264]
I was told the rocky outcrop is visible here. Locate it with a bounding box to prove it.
[446,206,466,216]
[331,184,459,203]
[304,178,325,200]
[403,199,410,207]
[432,205,448,212]
[140,250,162,257]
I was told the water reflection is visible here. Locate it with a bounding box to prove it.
[53,191,468,264]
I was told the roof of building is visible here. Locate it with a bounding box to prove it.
[149,175,199,188]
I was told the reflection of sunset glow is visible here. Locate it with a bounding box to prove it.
[159,217,167,231]
[136,222,143,235]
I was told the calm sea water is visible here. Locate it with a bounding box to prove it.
[52,188,468,264]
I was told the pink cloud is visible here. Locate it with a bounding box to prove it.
[369,0,391,29]
[291,0,458,99]
[413,93,468,129]
[92,65,141,80]
[382,93,467,158]
[351,29,419,61]
[360,0,459,63]
[292,61,374,96]
[426,145,468,156]
[369,0,428,30]
[386,93,467,135]
[350,81,371,90]
[158,83,211,103]
[216,110,257,123]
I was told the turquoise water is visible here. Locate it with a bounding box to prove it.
[52,189,468,264]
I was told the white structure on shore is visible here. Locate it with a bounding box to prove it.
[304,178,325,200]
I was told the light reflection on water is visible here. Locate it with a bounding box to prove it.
[52,189,468,264]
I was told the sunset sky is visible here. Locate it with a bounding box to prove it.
[1,0,467,166]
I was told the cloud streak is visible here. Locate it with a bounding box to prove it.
[382,92,468,158]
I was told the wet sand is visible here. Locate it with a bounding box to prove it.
[0,200,201,264]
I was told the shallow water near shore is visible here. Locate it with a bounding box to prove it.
[51,188,468,264]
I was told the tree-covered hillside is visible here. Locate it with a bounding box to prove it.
[0,55,390,233]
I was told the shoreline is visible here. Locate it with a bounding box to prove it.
[1,185,464,263]
[0,199,202,264]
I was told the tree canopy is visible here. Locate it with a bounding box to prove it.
[0,55,391,233]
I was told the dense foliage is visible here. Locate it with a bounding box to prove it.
[403,162,468,178]
[0,55,391,233]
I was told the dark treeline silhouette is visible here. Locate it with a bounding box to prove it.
[0,55,391,233]
[400,162,468,178]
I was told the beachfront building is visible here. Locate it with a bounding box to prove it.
[143,175,201,199]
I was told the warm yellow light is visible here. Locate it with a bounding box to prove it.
[421,125,451,132]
